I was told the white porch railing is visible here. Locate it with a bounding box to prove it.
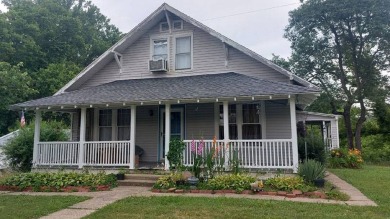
[183,139,294,169]
[84,141,131,166]
[37,142,80,166]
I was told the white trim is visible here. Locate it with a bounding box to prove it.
[33,111,41,166]
[223,101,229,168]
[130,105,136,169]
[78,108,87,168]
[159,21,169,32]
[149,36,170,62]
[236,104,243,139]
[173,32,194,71]
[214,103,219,138]
[172,20,183,30]
[160,107,184,160]
[289,96,298,173]
[164,104,171,170]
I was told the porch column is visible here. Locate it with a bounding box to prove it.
[78,108,86,169]
[129,105,136,169]
[164,104,171,170]
[322,121,327,148]
[289,96,299,173]
[223,101,230,168]
[32,110,41,167]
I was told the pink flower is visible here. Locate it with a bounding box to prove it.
[197,139,204,156]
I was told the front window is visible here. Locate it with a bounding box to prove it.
[152,39,168,61]
[175,36,191,70]
[219,104,238,139]
[242,104,261,139]
[99,109,112,141]
[117,109,130,140]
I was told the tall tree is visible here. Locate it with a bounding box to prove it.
[285,0,390,150]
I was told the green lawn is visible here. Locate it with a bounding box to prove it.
[0,195,89,219]
[86,165,390,219]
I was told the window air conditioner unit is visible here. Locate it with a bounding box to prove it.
[149,59,168,72]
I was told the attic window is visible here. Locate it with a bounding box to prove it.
[173,20,183,30]
[160,22,169,32]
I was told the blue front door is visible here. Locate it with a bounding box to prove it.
[159,108,184,160]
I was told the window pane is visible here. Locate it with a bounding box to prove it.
[175,36,191,70]
[117,109,130,126]
[176,37,191,53]
[219,125,238,139]
[175,53,191,69]
[153,39,167,60]
[99,110,112,126]
[118,127,130,140]
[99,127,112,141]
[219,104,236,125]
[243,104,259,123]
[242,124,261,139]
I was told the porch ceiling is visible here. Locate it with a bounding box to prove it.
[11,72,320,110]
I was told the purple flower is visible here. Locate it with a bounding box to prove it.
[197,139,204,156]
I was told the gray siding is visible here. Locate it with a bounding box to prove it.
[185,103,215,139]
[135,105,159,162]
[71,110,80,141]
[265,102,291,139]
[80,18,289,88]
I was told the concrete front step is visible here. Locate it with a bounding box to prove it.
[117,179,156,187]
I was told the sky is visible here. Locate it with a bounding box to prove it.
[88,0,301,59]
[0,0,301,59]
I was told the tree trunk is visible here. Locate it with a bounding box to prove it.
[343,103,355,149]
[354,102,367,151]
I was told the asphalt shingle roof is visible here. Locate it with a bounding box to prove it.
[12,73,320,109]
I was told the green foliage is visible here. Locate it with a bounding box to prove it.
[328,148,363,169]
[204,146,215,179]
[298,134,327,164]
[0,62,36,135]
[298,159,325,183]
[0,171,117,191]
[264,176,306,192]
[166,139,185,170]
[3,121,69,172]
[206,174,255,191]
[153,172,184,189]
[229,149,240,175]
[285,0,390,150]
[361,135,390,164]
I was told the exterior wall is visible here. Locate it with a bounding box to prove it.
[135,105,159,162]
[185,103,215,139]
[80,18,289,88]
[265,101,292,139]
[71,110,80,141]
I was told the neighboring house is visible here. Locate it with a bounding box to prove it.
[11,4,337,172]
[0,130,19,169]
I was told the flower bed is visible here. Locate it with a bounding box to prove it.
[152,174,349,201]
[0,172,117,192]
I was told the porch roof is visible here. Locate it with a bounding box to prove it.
[11,72,320,110]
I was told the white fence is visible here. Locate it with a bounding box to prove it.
[84,141,131,166]
[183,139,294,169]
[36,141,131,167]
[37,142,80,166]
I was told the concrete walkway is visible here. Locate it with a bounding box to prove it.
[0,172,377,219]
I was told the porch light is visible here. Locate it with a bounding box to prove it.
[177,100,180,103]
[35,107,39,110]
[74,105,77,108]
[141,102,144,105]
[159,101,162,105]
[234,97,237,101]
[216,98,219,102]
[61,106,64,109]
[269,96,273,99]
[47,106,51,109]
[288,95,291,99]
[252,96,255,100]
[123,103,126,106]
[90,105,93,108]
[106,104,109,107]
[196,99,199,103]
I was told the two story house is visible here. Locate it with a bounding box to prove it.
[12,3,339,172]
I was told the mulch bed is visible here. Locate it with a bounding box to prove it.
[0,185,111,192]
[151,188,328,199]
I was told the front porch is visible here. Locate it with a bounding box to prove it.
[32,98,299,172]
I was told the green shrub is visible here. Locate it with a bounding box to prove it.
[361,134,390,164]
[298,159,325,183]
[206,174,255,191]
[3,121,69,172]
[0,172,117,191]
[166,139,186,170]
[153,172,184,189]
[328,148,364,168]
[264,176,306,191]
[298,135,327,164]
